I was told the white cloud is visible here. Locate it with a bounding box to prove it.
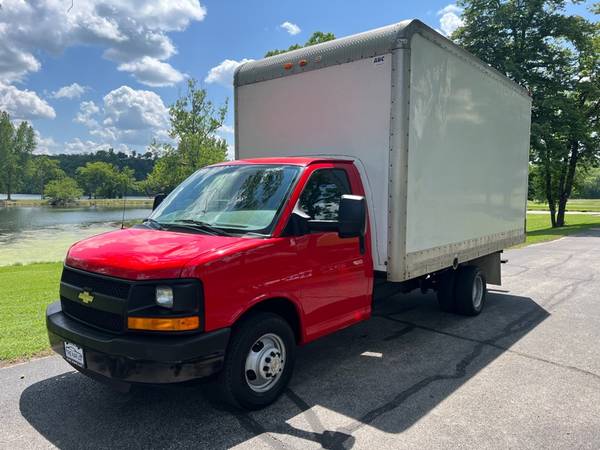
[35,133,134,155]
[205,59,254,87]
[76,86,170,146]
[74,100,101,128]
[62,138,138,154]
[117,56,185,87]
[63,138,115,155]
[0,41,41,83]
[34,131,59,155]
[218,124,235,135]
[52,82,88,99]
[280,21,301,36]
[0,0,206,85]
[439,4,462,15]
[438,4,464,37]
[103,86,169,131]
[0,81,56,119]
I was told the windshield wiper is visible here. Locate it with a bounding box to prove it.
[172,219,235,237]
[143,218,165,230]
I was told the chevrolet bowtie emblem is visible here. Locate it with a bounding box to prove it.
[78,290,94,304]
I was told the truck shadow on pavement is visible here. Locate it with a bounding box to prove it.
[20,288,547,449]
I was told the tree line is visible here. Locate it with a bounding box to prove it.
[23,151,156,198]
[0,127,158,205]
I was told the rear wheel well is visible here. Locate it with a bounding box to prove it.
[235,298,302,343]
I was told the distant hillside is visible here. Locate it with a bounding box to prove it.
[46,149,156,181]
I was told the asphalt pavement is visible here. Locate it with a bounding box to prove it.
[2,230,600,449]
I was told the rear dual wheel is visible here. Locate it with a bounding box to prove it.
[436,265,486,316]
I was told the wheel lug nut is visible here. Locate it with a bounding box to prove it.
[263,366,269,371]
[265,357,271,363]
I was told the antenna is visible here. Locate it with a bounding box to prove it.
[121,190,126,229]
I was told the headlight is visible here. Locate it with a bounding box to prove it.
[155,286,174,308]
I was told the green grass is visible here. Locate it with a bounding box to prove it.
[0,262,62,363]
[1,212,600,364]
[524,213,600,245]
[528,198,600,212]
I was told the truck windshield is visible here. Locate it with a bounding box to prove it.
[149,164,301,235]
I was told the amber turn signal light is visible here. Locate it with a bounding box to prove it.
[128,316,200,331]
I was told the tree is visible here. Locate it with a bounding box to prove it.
[45,177,83,206]
[144,79,228,193]
[265,31,336,57]
[76,161,134,198]
[572,166,600,198]
[0,111,36,200]
[113,167,137,198]
[454,0,600,227]
[143,148,183,194]
[76,161,114,199]
[28,156,65,198]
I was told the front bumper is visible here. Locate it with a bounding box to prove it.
[46,301,230,385]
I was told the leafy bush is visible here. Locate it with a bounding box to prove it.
[44,177,83,206]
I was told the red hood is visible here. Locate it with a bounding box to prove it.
[66,227,247,280]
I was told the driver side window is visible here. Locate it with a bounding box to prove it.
[298,169,351,221]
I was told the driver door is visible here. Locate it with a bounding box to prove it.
[294,164,372,341]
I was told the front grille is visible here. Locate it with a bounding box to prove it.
[62,267,131,299]
[60,267,130,333]
[61,297,124,332]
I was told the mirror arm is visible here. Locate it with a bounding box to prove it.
[307,220,338,232]
[152,193,166,211]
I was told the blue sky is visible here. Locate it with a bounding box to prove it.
[0,0,596,157]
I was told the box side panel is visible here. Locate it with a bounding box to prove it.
[403,33,530,278]
[236,56,393,269]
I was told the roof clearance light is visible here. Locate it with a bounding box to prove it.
[283,62,293,70]
[299,59,308,67]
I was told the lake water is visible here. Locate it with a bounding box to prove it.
[0,206,151,266]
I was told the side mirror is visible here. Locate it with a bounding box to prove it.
[152,193,166,211]
[285,208,310,236]
[338,195,366,239]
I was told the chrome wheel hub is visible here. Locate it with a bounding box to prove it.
[244,333,286,393]
[472,274,484,310]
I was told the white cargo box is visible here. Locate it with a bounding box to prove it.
[234,19,531,282]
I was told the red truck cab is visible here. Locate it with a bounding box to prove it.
[47,157,373,409]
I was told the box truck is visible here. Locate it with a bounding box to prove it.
[46,19,531,409]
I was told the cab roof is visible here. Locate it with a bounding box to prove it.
[212,156,354,167]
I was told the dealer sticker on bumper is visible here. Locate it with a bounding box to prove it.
[64,342,85,368]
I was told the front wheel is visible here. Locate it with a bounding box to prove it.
[219,312,296,410]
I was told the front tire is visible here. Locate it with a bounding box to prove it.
[219,312,296,410]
